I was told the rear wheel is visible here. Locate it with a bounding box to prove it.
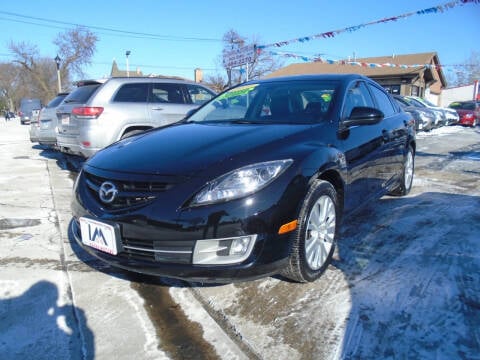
[389,145,414,196]
[282,180,338,283]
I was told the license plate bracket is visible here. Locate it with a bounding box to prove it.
[79,217,121,255]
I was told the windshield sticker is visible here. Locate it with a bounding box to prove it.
[321,93,332,102]
[218,84,258,100]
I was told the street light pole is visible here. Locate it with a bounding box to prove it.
[125,50,131,77]
[54,55,61,93]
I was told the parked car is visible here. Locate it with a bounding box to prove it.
[28,111,41,143]
[19,98,42,125]
[56,77,216,158]
[393,95,434,132]
[448,100,480,127]
[36,92,69,147]
[70,74,416,283]
[406,96,459,126]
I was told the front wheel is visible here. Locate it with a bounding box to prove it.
[282,180,338,283]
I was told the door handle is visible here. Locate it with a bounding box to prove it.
[152,107,164,111]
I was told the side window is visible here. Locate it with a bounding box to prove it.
[113,83,148,103]
[368,84,396,117]
[342,81,375,118]
[186,85,215,105]
[151,83,185,104]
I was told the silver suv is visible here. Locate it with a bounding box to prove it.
[56,77,216,158]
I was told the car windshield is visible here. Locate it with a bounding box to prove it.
[415,97,437,107]
[187,80,338,124]
[404,97,426,108]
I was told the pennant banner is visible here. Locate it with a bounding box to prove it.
[267,51,477,69]
[257,0,479,50]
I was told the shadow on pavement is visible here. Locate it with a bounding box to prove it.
[0,280,95,359]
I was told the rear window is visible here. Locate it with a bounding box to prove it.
[63,84,101,104]
[449,102,475,110]
[46,94,68,108]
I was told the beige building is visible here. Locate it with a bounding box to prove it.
[110,60,143,77]
[267,52,447,105]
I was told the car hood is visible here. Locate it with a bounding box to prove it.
[86,122,314,176]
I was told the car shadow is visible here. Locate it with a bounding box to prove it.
[34,145,85,172]
[0,280,95,358]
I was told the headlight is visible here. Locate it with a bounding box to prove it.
[191,159,293,206]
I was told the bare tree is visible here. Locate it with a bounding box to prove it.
[8,26,98,104]
[204,73,228,93]
[0,62,23,110]
[53,26,98,80]
[447,51,480,87]
[221,29,283,87]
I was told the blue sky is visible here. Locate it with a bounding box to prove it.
[0,0,478,84]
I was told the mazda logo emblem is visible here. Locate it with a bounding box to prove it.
[99,181,118,204]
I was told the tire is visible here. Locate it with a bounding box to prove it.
[389,145,414,196]
[282,180,338,283]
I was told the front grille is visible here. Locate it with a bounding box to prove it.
[121,238,195,264]
[73,218,194,264]
[84,171,173,211]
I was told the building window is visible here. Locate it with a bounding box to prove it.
[411,86,419,96]
[383,84,400,95]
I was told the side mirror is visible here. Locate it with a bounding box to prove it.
[343,106,384,127]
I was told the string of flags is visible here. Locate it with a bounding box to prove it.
[265,51,477,70]
[256,0,479,50]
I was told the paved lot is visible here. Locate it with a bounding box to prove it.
[1,119,479,359]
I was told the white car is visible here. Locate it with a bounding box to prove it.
[406,96,459,126]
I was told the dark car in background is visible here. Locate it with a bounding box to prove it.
[70,74,416,283]
[19,98,42,125]
[448,100,479,127]
[393,95,434,132]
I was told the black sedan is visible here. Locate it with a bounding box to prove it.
[71,74,416,283]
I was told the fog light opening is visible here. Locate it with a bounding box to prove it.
[193,235,257,265]
[230,237,251,256]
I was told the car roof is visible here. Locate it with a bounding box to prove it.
[102,76,202,85]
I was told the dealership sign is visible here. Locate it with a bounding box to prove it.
[223,45,256,68]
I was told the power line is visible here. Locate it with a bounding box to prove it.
[0,10,223,43]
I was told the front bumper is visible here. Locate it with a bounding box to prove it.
[69,165,306,282]
[70,216,291,283]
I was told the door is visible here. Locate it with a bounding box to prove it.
[337,80,387,213]
[148,83,196,126]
